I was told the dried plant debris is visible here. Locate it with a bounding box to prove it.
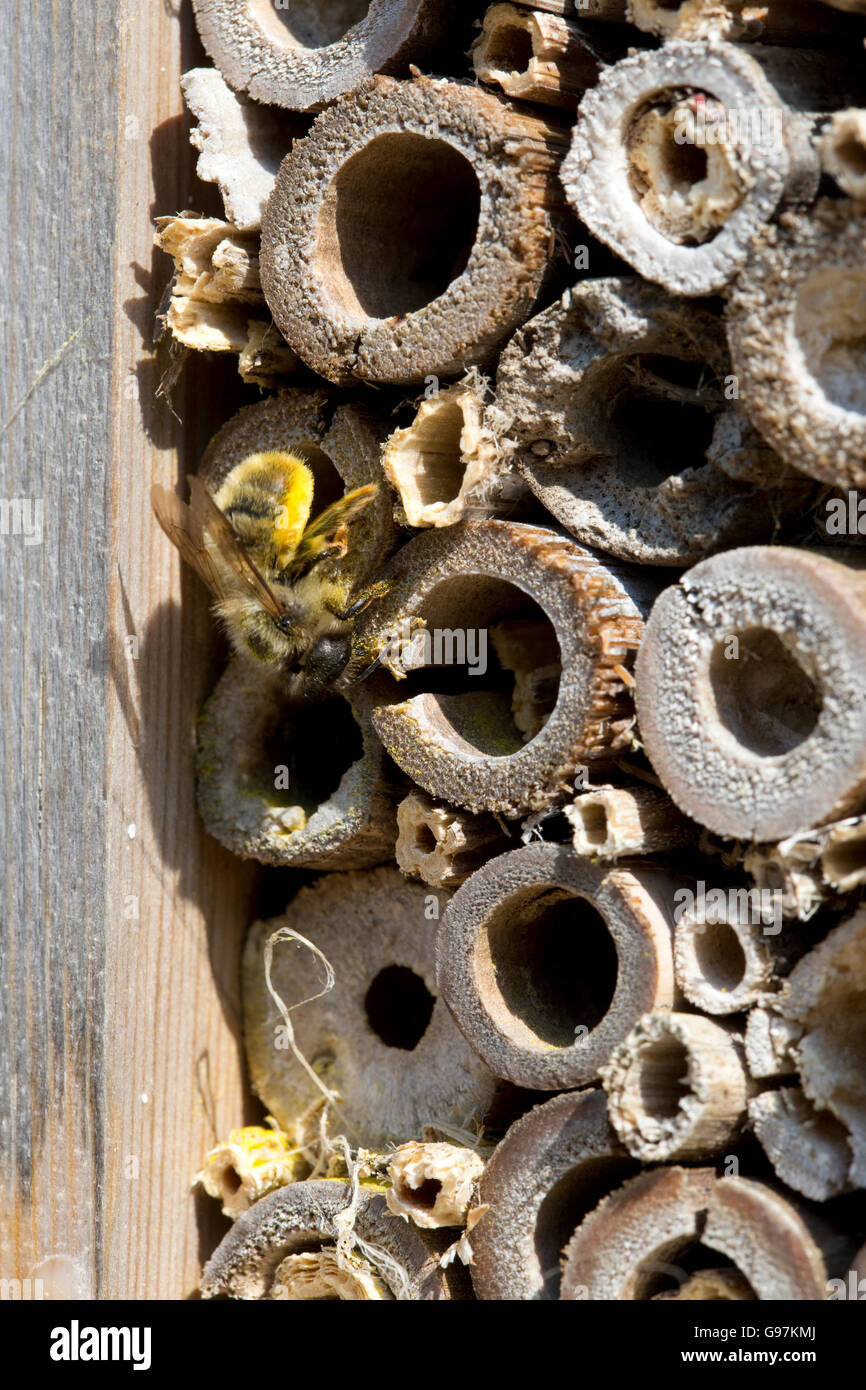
[154,215,299,384]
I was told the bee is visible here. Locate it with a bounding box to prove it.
[151,451,389,691]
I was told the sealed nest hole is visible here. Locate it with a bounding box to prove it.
[317,133,481,319]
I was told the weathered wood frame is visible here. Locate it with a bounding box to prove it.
[0,0,264,1298]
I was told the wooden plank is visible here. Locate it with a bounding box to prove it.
[1,0,262,1298]
[0,0,120,1300]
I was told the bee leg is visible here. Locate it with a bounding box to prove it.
[330,579,392,622]
[340,649,387,689]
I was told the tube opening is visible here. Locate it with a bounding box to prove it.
[836,135,866,179]
[242,696,365,816]
[709,627,823,757]
[795,267,866,414]
[364,965,436,1050]
[627,97,746,246]
[393,580,561,756]
[637,1036,690,1120]
[693,920,747,993]
[480,887,619,1049]
[535,1156,638,1298]
[252,0,371,51]
[318,135,481,320]
[637,1243,756,1300]
[485,23,534,76]
[388,398,467,511]
[415,824,439,855]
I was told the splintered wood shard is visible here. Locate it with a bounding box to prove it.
[382,376,525,528]
[154,215,300,385]
[436,843,679,1090]
[496,279,806,565]
[560,41,858,295]
[634,546,866,841]
[200,1180,449,1299]
[396,790,510,888]
[181,68,301,231]
[560,1168,829,1299]
[469,1089,637,1300]
[726,200,866,487]
[356,521,657,817]
[191,0,455,112]
[260,76,569,385]
[565,784,697,859]
[472,4,614,110]
[601,1012,751,1161]
[243,868,499,1150]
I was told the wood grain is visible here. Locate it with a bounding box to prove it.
[1,0,265,1298]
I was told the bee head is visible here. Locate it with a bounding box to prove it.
[301,633,353,692]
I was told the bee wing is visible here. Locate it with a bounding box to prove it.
[151,482,230,601]
[150,479,287,621]
[186,476,288,620]
[288,483,378,577]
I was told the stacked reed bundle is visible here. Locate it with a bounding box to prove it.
[150,0,866,1301]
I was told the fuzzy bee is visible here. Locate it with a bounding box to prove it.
[151,451,389,691]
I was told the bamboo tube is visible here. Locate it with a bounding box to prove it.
[634,547,866,841]
[749,1089,855,1202]
[821,110,866,200]
[200,1180,450,1299]
[382,375,526,528]
[726,201,866,487]
[181,67,302,231]
[355,520,658,817]
[561,42,863,296]
[436,843,678,1090]
[767,907,866,1190]
[560,1168,830,1299]
[565,784,697,859]
[628,0,864,42]
[510,0,628,16]
[744,1006,800,1079]
[260,76,569,386]
[395,790,511,888]
[472,4,615,110]
[495,280,808,565]
[601,1012,751,1161]
[469,1089,638,1300]
[196,656,403,869]
[243,869,500,1150]
[386,1142,485,1228]
[673,893,800,1015]
[154,215,301,385]
[195,1125,306,1220]
[191,0,455,112]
